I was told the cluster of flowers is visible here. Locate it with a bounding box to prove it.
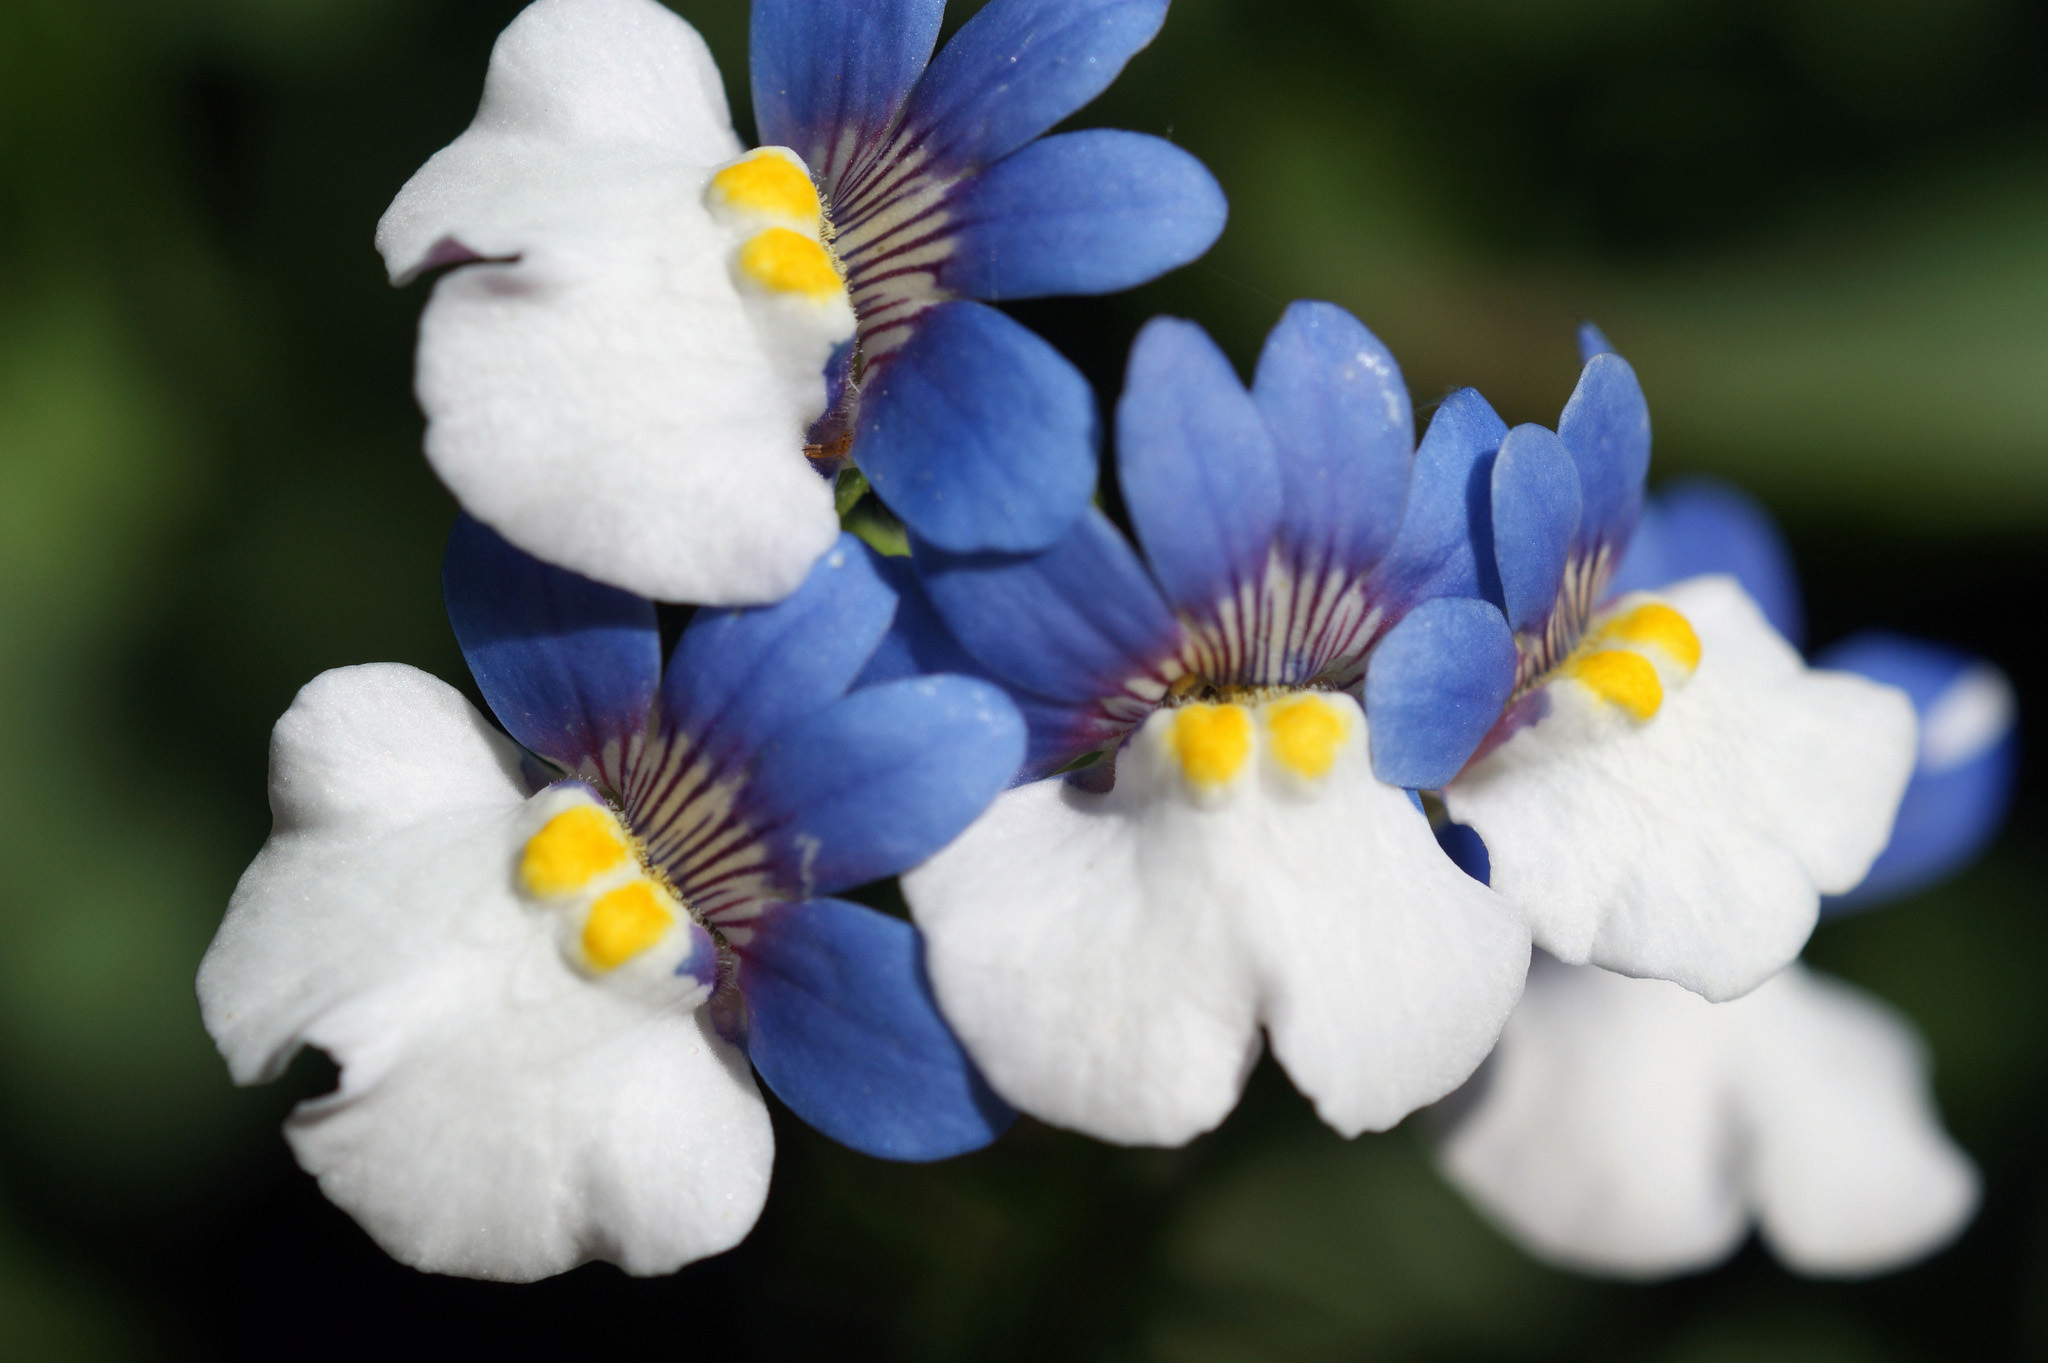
[198,0,2015,1285]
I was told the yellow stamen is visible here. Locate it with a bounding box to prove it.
[1266,695,1346,779]
[520,806,628,897]
[1567,649,1664,720]
[738,227,844,299]
[582,881,675,971]
[1593,602,1701,673]
[708,150,821,228]
[1170,703,1254,787]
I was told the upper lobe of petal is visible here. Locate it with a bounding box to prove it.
[751,0,946,187]
[1555,352,1651,558]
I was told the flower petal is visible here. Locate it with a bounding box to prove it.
[1436,957,1747,1279]
[199,663,768,1280]
[1364,597,1519,790]
[738,897,1015,1160]
[905,696,1529,1144]
[1444,576,1915,1000]
[1732,966,1979,1276]
[662,535,896,772]
[853,552,997,689]
[938,129,1226,301]
[747,676,1026,896]
[899,0,1169,174]
[442,515,660,775]
[1373,388,1509,608]
[750,0,946,186]
[1490,425,1582,634]
[1555,352,1650,557]
[1607,477,1805,648]
[377,0,841,603]
[1116,316,1283,620]
[1252,301,1414,578]
[857,299,1100,553]
[1818,633,2016,911]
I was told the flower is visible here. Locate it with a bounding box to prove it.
[197,520,1025,1281]
[377,0,1226,604]
[1434,480,2007,1281]
[896,303,1534,1146]
[1429,328,1918,1002]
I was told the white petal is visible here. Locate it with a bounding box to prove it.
[376,0,840,604]
[1730,967,1979,1277]
[905,696,1529,1145]
[1445,576,1916,1001]
[198,664,771,1280]
[1436,958,1748,1279]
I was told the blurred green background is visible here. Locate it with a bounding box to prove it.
[3,0,2045,1357]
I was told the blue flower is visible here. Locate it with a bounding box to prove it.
[895,303,1531,1146]
[1421,327,1920,1002]
[379,0,1226,604]
[197,519,1024,1282]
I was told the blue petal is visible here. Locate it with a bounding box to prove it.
[441,515,659,773]
[1577,321,1615,362]
[1371,388,1510,610]
[1252,300,1414,577]
[1818,632,2018,913]
[1607,477,1805,648]
[750,0,945,186]
[1117,316,1283,619]
[663,535,896,771]
[739,897,1015,1160]
[939,129,1224,302]
[1490,424,1582,634]
[1364,596,1518,790]
[856,300,1099,554]
[914,508,1179,701]
[1555,352,1650,556]
[853,554,996,689]
[900,0,1169,174]
[748,676,1026,894]
[1434,820,1491,885]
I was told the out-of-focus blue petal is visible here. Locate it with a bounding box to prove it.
[915,509,1179,701]
[1555,352,1650,555]
[854,554,995,689]
[1252,300,1413,577]
[1372,388,1510,609]
[1364,597,1518,790]
[1608,477,1806,648]
[1117,317,1282,619]
[1577,321,1615,362]
[739,897,1016,1160]
[1490,424,1581,634]
[939,130,1225,301]
[900,0,1168,174]
[1819,632,2018,913]
[442,515,660,773]
[751,0,945,186]
[748,676,1026,894]
[663,536,896,770]
[857,300,1099,554]
[1434,820,1491,885]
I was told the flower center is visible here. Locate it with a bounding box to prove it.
[1162,692,1354,793]
[1558,601,1701,721]
[708,149,846,298]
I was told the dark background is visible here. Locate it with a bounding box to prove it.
[3,0,2045,1357]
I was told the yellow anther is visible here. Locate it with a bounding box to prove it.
[1266,695,1346,779]
[738,228,844,300]
[582,880,675,972]
[708,150,821,228]
[520,805,628,897]
[1170,703,1254,787]
[1568,649,1664,721]
[1594,602,1701,673]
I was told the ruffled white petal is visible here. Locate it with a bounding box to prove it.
[904,695,1529,1145]
[1445,576,1916,1001]
[1437,957,1977,1280]
[376,0,840,605]
[199,664,772,1280]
